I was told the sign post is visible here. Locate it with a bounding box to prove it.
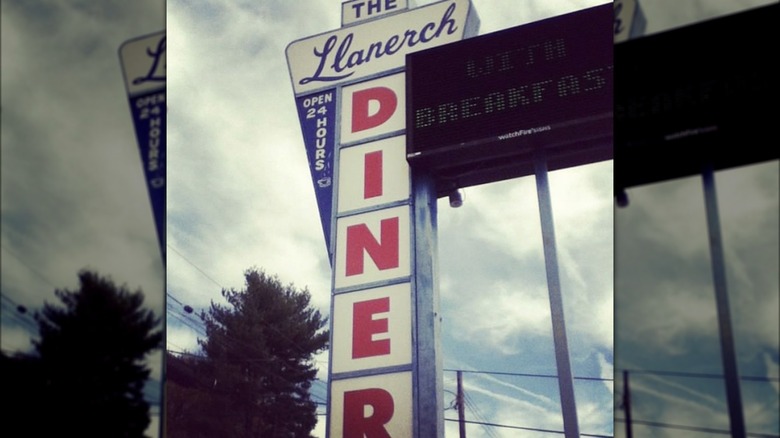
[702,165,746,438]
[534,152,579,438]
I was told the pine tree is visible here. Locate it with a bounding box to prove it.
[191,268,329,438]
[29,269,162,437]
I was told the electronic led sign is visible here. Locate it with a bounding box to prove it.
[615,3,778,191]
[406,3,612,194]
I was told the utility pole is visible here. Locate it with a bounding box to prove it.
[623,370,632,438]
[457,370,466,438]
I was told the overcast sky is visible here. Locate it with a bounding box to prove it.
[2,1,777,438]
[166,1,777,437]
[1,1,165,436]
[166,1,612,436]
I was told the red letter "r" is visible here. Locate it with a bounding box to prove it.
[344,388,394,438]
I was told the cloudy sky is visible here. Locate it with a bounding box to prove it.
[166,0,612,436]
[165,1,777,437]
[1,1,165,436]
[3,1,777,438]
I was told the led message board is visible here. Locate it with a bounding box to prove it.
[406,3,612,194]
[615,3,779,191]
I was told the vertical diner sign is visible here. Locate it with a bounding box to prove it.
[119,31,166,263]
[286,1,478,436]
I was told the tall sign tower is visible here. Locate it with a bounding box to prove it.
[287,1,479,436]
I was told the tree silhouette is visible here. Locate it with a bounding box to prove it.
[166,268,329,438]
[166,351,224,437]
[4,269,162,437]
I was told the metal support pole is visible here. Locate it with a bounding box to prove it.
[701,165,746,438]
[534,154,580,438]
[457,371,467,438]
[412,169,444,438]
[623,370,633,438]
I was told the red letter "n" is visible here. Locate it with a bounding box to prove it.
[345,217,399,277]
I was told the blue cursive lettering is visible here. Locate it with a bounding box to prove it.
[300,35,354,84]
[614,1,625,35]
[299,3,459,85]
[132,36,166,85]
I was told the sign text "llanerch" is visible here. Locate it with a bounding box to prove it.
[300,3,458,85]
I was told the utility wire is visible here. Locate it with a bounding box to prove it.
[169,348,618,438]
[167,244,225,291]
[166,341,193,355]
[443,418,613,437]
[166,246,328,368]
[1,292,39,335]
[463,391,501,438]
[165,247,622,435]
[0,243,59,290]
[615,418,779,438]
[167,309,207,338]
[617,368,780,382]
[166,348,329,405]
[166,295,208,336]
[446,368,613,382]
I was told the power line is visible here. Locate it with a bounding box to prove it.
[616,368,780,382]
[165,249,328,369]
[166,341,196,355]
[0,308,38,337]
[167,349,617,437]
[445,368,613,382]
[1,292,39,335]
[0,243,59,290]
[166,348,329,405]
[462,391,501,438]
[614,418,779,438]
[167,244,225,291]
[167,310,207,339]
[166,294,208,336]
[443,418,613,437]
[166,292,187,307]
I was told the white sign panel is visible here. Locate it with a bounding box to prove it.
[331,283,413,373]
[340,73,406,144]
[119,32,166,97]
[342,0,409,26]
[286,0,476,95]
[614,0,646,43]
[330,372,413,438]
[338,136,410,213]
[335,205,411,289]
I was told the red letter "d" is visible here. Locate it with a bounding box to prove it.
[351,87,397,133]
